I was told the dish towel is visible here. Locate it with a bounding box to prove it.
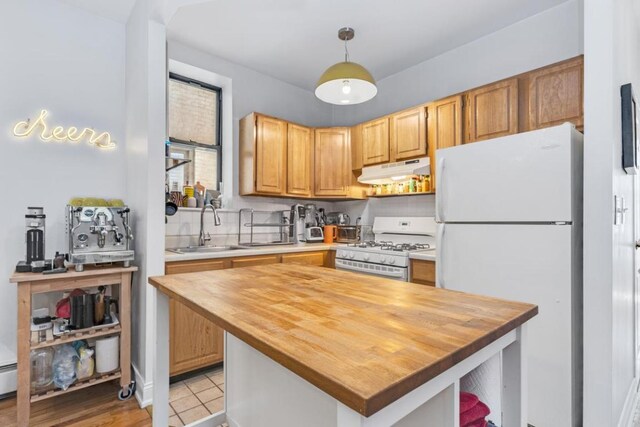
[460,392,491,427]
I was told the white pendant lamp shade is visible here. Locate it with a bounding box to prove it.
[315,28,377,105]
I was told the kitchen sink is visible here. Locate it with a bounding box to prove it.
[166,245,249,254]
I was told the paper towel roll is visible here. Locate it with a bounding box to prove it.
[95,336,119,373]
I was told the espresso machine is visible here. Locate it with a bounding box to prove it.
[66,205,134,272]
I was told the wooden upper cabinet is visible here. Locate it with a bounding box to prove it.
[255,115,287,194]
[465,78,519,143]
[391,106,427,160]
[239,113,287,195]
[427,95,463,190]
[527,56,583,131]
[287,123,313,196]
[314,128,350,196]
[362,118,390,165]
[350,123,363,171]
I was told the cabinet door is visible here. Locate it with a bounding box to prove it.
[314,128,350,196]
[410,259,436,286]
[166,260,227,376]
[255,115,287,194]
[465,78,518,143]
[391,106,427,160]
[427,95,462,190]
[350,123,363,171]
[230,254,280,268]
[287,123,313,196]
[169,299,224,375]
[362,118,390,165]
[281,251,326,267]
[528,57,583,130]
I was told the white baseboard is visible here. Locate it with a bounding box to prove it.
[133,363,153,408]
[0,365,16,395]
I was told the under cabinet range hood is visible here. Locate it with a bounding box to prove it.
[357,156,430,185]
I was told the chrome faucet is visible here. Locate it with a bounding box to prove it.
[199,204,221,246]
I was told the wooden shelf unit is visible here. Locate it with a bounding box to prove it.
[30,323,122,350]
[9,266,137,427]
[30,370,122,403]
[368,191,435,198]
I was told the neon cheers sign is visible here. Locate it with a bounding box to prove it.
[13,109,117,150]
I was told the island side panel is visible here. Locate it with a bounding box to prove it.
[225,333,338,427]
[153,289,170,427]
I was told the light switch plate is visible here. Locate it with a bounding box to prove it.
[614,195,627,225]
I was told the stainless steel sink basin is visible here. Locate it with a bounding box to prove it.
[166,245,249,254]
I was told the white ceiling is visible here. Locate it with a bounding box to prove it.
[56,0,136,23]
[168,0,571,91]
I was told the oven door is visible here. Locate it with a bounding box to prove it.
[335,258,408,281]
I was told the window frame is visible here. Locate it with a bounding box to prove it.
[168,72,223,191]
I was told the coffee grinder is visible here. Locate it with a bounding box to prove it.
[16,207,50,273]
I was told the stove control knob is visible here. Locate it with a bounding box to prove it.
[388,258,396,265]
[349,252,355,259]
[337,250,344,258]
[363,254,370,261]
[380,256,387,264]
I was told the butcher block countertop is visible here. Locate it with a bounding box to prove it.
[149,264,537,417]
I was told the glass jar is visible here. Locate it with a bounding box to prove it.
[31,347,54,392]
[424,175,431,192]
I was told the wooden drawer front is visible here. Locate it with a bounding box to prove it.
[281,251,326,267]
[466,78,519,143]
[410,259,436,286]
[170,299,224,376]
[528,57,583,131]
[230,254,281,268]
[165,259,228,275]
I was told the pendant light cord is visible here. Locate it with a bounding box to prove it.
[344,37,350,62]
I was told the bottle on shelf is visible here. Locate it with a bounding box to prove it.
[30,347,54,393]
[423,175,431,192]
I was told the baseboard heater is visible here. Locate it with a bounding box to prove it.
[0,364,17,398]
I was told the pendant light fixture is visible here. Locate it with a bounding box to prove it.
[315,27,377,105]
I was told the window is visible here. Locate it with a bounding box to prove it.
[167,73,222,192]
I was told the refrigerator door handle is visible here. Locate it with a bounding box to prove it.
[436,158,445,222]
[436,223,445,288]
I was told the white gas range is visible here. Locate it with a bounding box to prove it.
[335,217,436,281]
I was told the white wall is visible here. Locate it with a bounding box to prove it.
[0,0,126,392]
[583,0,640,425]
[125,0,168,406]
[329,0,584,126]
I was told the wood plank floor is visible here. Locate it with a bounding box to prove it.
[0,381,151,427]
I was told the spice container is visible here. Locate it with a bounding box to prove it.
[423,175,431,192]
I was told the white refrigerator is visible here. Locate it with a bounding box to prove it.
[435,123,583,427]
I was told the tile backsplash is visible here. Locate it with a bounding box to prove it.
[165,195,437,248]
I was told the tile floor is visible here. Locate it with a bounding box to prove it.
[146,366,226,427]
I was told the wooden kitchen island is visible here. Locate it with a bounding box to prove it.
[149,265,537,427]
